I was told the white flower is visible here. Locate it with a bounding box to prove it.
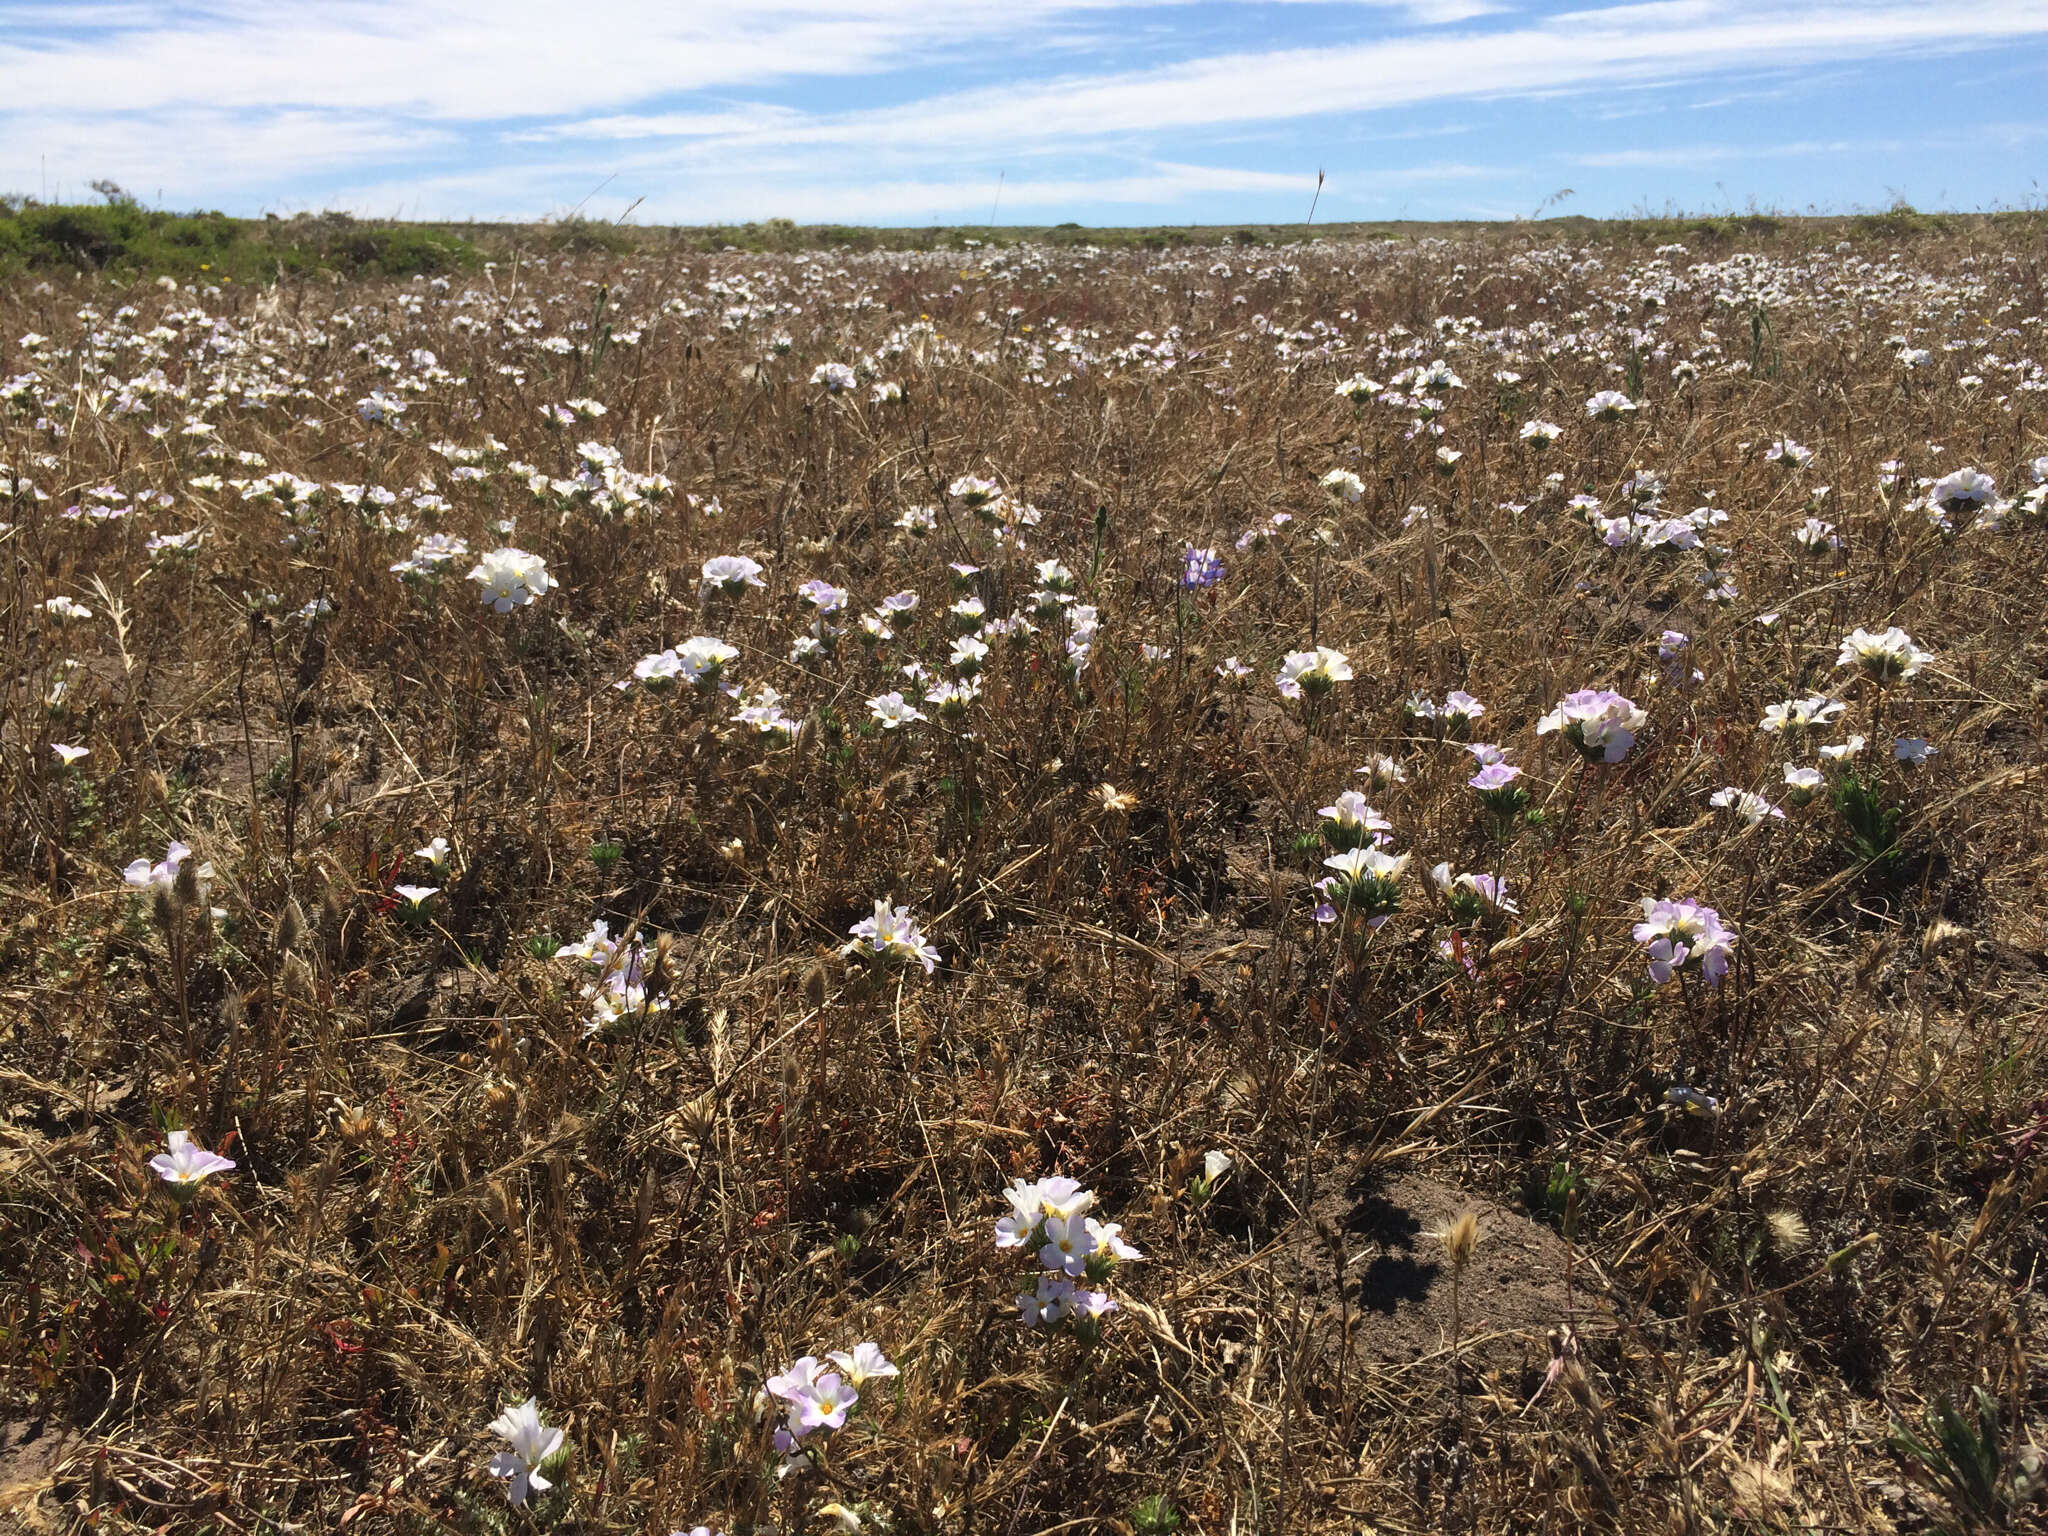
[1760,695,1845,734]
[826,1342,899,1387]
[1928,467,1997,515]
[1837,626,1931,684]
[1033,559,1075,593]
[1317,790,1390,850]
[1319,468,1365,503]
[949,635,990,674]
[949,474,1002,509]
[467,548,555,612]
[632,649,685,689]
[1794,517,1840,552]
[1518,419,1562,447]
[123,839,203,891]
[415,836,452,870]
[677,635,739,688]
[51,742,90,766]
[1782,764,1824,804]
[1085,1218,1144,1262]
[1585,390,1638,421]
[41,596,91,622]
[149,1129,235,1185]
[487,1398,565,1506]
[393,883,439,911]
[1818,735,1867,762]
[867,691,924,730]
[702,554,766,594]
[1203,1149,1234,1183]
[1709,787,1784,827]
[1275,646,1353,700]
[995,1176,1095,1252]
[1356,755,1407,789]
[1893,736,1938,765]
[811,362,858,393]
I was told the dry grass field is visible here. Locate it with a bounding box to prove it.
[3,217,2048,1534]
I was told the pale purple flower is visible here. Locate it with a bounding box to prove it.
[702,554,766,595]
[797,579,848,614]
[795,1375,858,1431]
[1039,1212,1096,1276]
[1537,689,1646,763]
[1468,762,1523,793]
[843,899,940,975]
[1019,1274,1077,1328]
[1430,862,1518,918]
[123,839,197,891]
[149,1129,235,1185]
[1633,898,1736,985]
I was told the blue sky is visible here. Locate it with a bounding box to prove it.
[2,1,2045,225]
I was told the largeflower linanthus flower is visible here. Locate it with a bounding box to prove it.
[1317,790,1390,851]
[150,1129,235,1185]
[844,899,940,975]
[487,1398,565,1506]
[1837,626,1931,685]
[1633,898,1737,986]
[1537,689,1647,764]
[468,547,555,613]
[702,554,766,595]
[1276,646,1353,700]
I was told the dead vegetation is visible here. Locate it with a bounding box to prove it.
[1,224,2047,1534]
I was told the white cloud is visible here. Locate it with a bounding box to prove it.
[733,1,2048,154]
[0,1,1131,119]
[3,0,2046,219]
[1575,138,1882,168]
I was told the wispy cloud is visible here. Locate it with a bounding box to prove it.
[1574,138,1894,168]
[2,1,2045,221]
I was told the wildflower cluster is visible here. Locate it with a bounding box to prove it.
[996,1176,1139,1331]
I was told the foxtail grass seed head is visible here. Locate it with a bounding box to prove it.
[1440,1210,1480,1273]
[276,897,304,953]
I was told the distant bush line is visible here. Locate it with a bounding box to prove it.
[4,196,2041,283]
